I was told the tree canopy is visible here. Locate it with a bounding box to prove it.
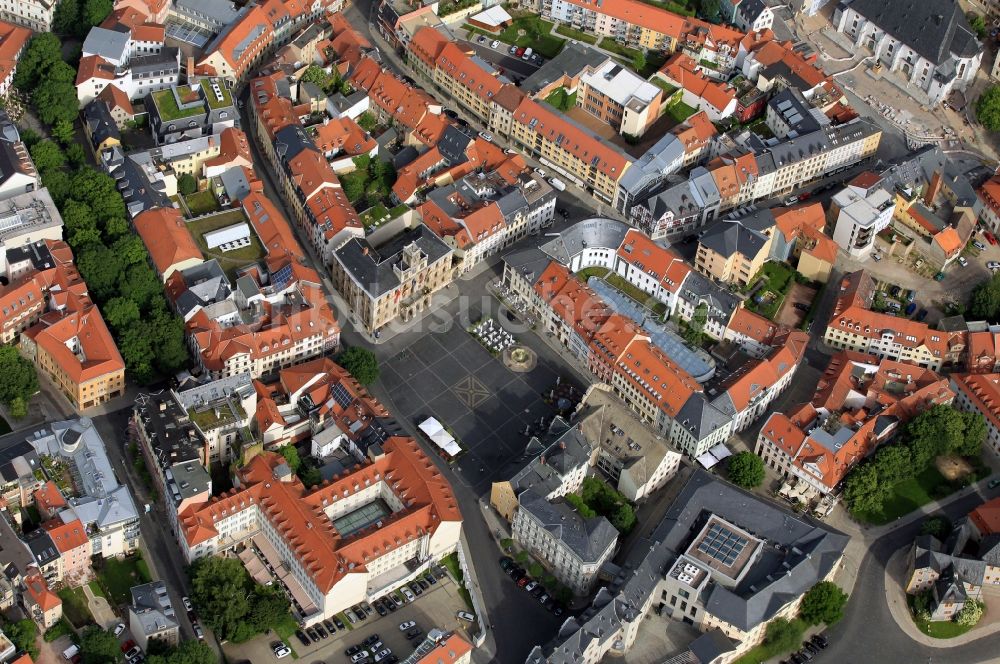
[843,405,987,516]
[970,272,1000,321]
[3,619,37,659]
[0,346,38,418]
[969,13,987,39]
[799,581,848,625]
[727,451,765,489]
[178,173,198,196]
[147,639,217,664]
[977,86,1000,133]
[189,556,293,643]
[338,346,380,385]
[80,626,121,664]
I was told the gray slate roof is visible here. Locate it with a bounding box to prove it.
[509,418,591,498]
[519,489,618,564]
[83,27,129,61]
[539,217,630,265]
[335,225,452,297]
[699,217,769,260]
[845,0,981,65]
[521,41,608,95]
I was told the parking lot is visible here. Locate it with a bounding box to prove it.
[380,309,582,492]
[224,570,475,664]
[457,33,544,83]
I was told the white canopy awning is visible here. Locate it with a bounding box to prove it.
[696,443,733,469]
[418,417,462,457]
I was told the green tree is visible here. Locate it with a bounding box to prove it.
[631,51,646,74]
[799,581,848,625]
[52,0,80,35]
[147,640,217,664]
[120,325,156,383]
[29,139,66,172]
[120,262,164,312]
[956,599,984,627]
[51,119,76,145]
[970,273,1000,320]
[3,619,37,659]
[102,215,129,242]
[14,33,62,91]
[872,445,913,486]
[66,143,87,168]
[978,86,1000,133]
[103,297,141,332]
[178,173,198,196]
[697,0,720,20]
[957,411,987,458]
[73,168,126,224]
[565,493,596,518]
[8,396,27,420]
[189,557,254,641]
[357,112,377,132]
[300,65,328,87]
[80,626,121,664]
[278,445,301,472]
[33,76,79,126]
[148,306,190,374]
[42,169,72,206]
[112,234,148,267]
[337,346,379,385]
[298,459,321,488]
[761,617,803,652]
[920,515,952,539]
[0,345,39,410]
[842,463,887,515]
[82,0,113,30]
[76,243,123,301]
[247,586,292,633]
[969,13,988,39]
[611,503,636,532]
[727,451,765,489]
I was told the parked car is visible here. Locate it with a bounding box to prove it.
[272,643,291,659]
[334,616,346,629]
[402,587,415,602]
[374,649,393,663]
[810,634,829,649]
[530,585,545,598]
[533,167,546,178]
[793,302,809,311]
[324,619,337,634]
[406,628,423,640]
[988,477,1000,489]
[350,651,370,663]
[114,623,126,637]
[476,35,485,43]
[499,556,513,570]
[124,646,141,659]
[975,240,987,251]
[558,207,569,218]
[345,645,363,656]
[385,597,398,611]
[364,634,382,647]
[456,611,475,622]
[306,627,319,641]
[361,602,373,615]
[390,593,404,608]
[916,308,928,321]
[986,231,998,245]
[345,609,357,624]
[508,45,518,55]
[538,592,550,603]
[417,578,429,590]
[374,600,388,616]
[314,624,328,639]
[548,177,566,191]
[425,572,437,585]
[121,641,136,654]
[352,605,368,621]
[988,261,1000,270]
[478,131,494,142]
[522,47,533,60]
[399,621,417,631]
[294,630,310,646]
[959,256,969,267]
[193,623,204,640]
[409,582,422,596]
[872,252,881,261]
[515,47,525,57]
[524,580,537,592]
[491,40,500,48]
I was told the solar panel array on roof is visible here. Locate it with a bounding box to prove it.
[330,382,353,409]
[271,263,293,289]
[698,522,748,566]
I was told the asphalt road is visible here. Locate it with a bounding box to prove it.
[817,488,1000,664]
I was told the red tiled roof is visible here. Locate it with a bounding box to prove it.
[133,207,203,278]
[180,439,461,592]
[96,84,135,116]
[76,55,117,85]
[33,481,66,514]
[23,571,60,612]
[42,518,90,553]
[969,496,1000,536]
[511,98,628,180]
[660,53,736,113]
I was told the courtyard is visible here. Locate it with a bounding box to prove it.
[379,315,581,492]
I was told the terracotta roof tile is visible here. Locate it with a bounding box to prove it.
[133,207,203,277]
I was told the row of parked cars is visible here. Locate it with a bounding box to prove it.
[780,633,829,664]
[499,557,564,616]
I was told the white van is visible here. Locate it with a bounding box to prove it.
[548,177,566,191]
[522,47,533,60]
[63,645,80,660]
